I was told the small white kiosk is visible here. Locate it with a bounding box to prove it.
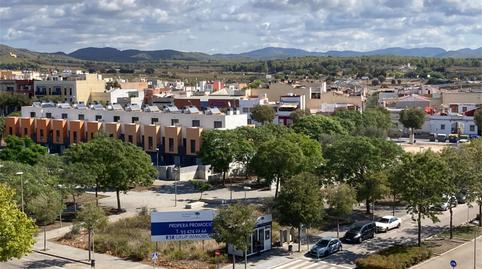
[228,214,272,257]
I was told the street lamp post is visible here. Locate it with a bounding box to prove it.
[173,165,179,207]
[156,148,159,180]
[16,172,24,212]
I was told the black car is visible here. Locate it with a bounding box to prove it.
[343,222,376,243]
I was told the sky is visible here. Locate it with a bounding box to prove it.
[0,0,481,54]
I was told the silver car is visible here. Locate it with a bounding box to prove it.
[309,237,342,258]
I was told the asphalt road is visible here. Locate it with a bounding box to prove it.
[310,203,479,268]
[412,236,481,269]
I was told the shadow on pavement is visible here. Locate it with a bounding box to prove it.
[25,259,73,268]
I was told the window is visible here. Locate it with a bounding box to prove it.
[171,119,179,125]
[8,127,12,135]
[64,88,67,95]
[151,118,159,124]
[131,117,139,123]
[242,107,249,113]
[192,120,200,127]
[24,128,28,135]
[30,112,36,117]
[45,113,52,118]
[55,130,60,142]
[148,136,153,149]
[39,129,44,139]
[78,114,84,120]
[61,113,68,119]
[73,131,78,143]
[95,115,102,121]
[470,125,475,132]
[91,133,94,139]
[462,107,467,112]
[214,121,222,128]
[128,135,133,143]
[265,229,270,240]
[113,116,120,122]
[69,88,72,95]
[441,124,445,130]
[168,138,174,152]
[190,139,196,154]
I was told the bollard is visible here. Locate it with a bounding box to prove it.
[90,259,95,269]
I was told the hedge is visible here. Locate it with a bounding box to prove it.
[355,245,432,269]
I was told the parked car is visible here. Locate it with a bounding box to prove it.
[458,134,470,143]
[437,134,447,142]
[342,222,376,243]
[469,134,480,140]
[309,237,342,258]
[375,216,402,232]
[429,133,437,142]
[432,195,458,211]
[456,192,467,204]
[448,134,459,143]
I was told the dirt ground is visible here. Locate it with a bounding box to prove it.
[401,143,451,153]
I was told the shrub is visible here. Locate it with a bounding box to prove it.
[355,245,431,269]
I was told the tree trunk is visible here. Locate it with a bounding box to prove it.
[244,248,247,269]
[200,192,203,201]
[336,218,340,238]
[410,128,415,144]
[479,201,482,227]
[72,194,77,212]
[417,210,422,247]
[95,182,99,206]
[43,226,47,251]
[232,253,235,269]
[366,198,371,214]
[116,189,121,212]
[298,224,301,252]
[274,178,280,198]
[449,206,453,239]
[88,229,92,260]
[392,194,396,216]
[223,170,227,187]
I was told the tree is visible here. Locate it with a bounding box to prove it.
[250,138,304,198]
[323,136,402,213]
[377,75,386,83]
[325,184,357,238]
[399,108,426,144]
[459,139,482,227]
[292,115,347,141]
[275,173,324,252]
[27,189,64,251]
[360,108,392,138]
[440,146,479,239]
[0,136,48,165]
[0,184,36,262]
[250,105,275,124]
[289,109,311,124]
[78,204,107,261]
[0,116,5,142]
[213,204,257,269]
[64,134,156,211]
[333,109,364,134]
[474,109,482,135]
[199,130,236,186]
[191,180,210,200]
[391,151,449,246]
[371,79,380,86]
[231,130,256,179]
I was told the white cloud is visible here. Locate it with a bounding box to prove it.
[0,0,480,53]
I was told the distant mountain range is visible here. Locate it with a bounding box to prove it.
[66,46,482,61]
[1,44,481,65]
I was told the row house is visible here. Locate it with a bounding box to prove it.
[5,103,247,167]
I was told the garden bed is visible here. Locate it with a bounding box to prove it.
[57,212,228,269]
[355,245,432,269]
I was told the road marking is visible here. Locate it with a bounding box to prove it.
[270,258,349,269]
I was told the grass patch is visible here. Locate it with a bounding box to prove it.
[355,245,432,269]
[436,225,481,241]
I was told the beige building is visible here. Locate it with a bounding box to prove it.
[250,83,365,112]
[34,74,105,103]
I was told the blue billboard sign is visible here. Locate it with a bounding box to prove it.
[151,210,215,241]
